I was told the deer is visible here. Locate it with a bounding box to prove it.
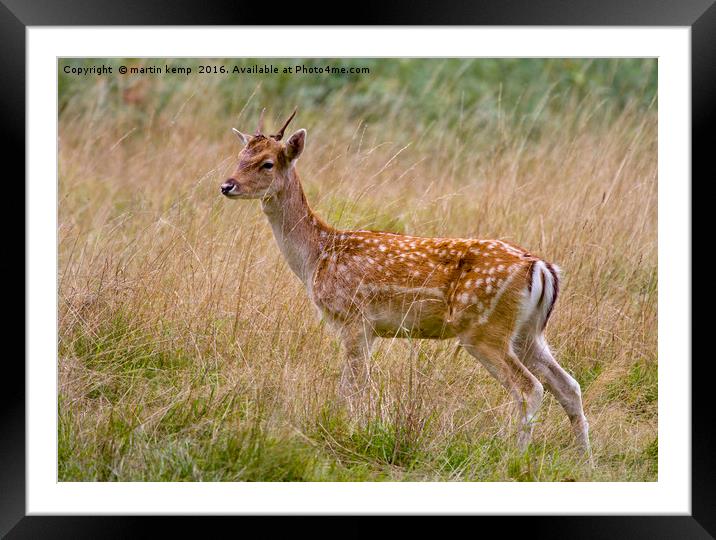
[220,109,591,456]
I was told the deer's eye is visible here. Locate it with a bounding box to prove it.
[261,161,274,170]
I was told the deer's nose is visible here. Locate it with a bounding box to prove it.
[221,179,238,196]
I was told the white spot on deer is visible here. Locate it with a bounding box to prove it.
[459,292,470,304]
[486,284,493,294]
[475,278,483,287]
[465,279,473,288]
[497,264,505,272]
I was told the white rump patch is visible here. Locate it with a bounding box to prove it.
[512,260,555,339]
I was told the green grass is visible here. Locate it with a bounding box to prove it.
[606,361,658,418]
[59,316,655,481]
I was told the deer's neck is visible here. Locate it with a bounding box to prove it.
[261,169,331,286]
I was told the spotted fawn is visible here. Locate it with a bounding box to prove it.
[220,109,590,454]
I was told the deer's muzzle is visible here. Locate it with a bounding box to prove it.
[221,179,240,197]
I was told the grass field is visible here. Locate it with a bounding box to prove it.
[58,58,657,481]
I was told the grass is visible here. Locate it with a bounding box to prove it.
[58,58,657,481]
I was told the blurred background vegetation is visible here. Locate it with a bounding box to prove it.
[59,58,656,128]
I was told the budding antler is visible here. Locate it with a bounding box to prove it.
[272,108,297,141]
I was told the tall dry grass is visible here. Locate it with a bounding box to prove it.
[58,61,657,481]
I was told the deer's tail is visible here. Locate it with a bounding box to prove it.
[516,260,561,335]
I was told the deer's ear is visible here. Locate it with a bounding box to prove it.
[285,129,306,161]
[232,128,250,146]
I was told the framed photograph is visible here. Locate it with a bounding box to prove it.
[8,0,709,536]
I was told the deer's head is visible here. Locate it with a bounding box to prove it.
[221,108,306,200]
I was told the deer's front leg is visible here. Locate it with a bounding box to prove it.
[337,321,376,406]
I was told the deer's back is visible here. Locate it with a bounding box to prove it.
[310,230,542,337]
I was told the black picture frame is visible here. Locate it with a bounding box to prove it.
[5,0,710,536]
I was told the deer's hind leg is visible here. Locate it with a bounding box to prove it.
[515,333,590,455]
[459,328,544,452]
